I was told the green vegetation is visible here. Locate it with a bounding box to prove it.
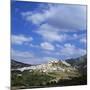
[11,70,87,89]
[11,55,87,89]
[11,70,55,88]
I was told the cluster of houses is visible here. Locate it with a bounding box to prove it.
[12,60,77,73]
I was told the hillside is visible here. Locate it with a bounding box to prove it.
[66,55,87,67]
[11,59,31,69]
[11,55,87,89]
[66,54,87,75]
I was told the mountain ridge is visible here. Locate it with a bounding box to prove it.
[11,59,32,69]
[11,54,87,75]
[11,54,87,88]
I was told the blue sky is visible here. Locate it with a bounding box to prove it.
[11,1,87,64]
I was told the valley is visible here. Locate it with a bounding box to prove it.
[11,55,87,89]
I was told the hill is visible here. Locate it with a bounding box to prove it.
[11,59,31,69]
[11,55,87,89]
[66,54,87,75]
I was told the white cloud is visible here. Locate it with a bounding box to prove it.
[12,4,86,63]
[21,4,86,31]
[73,34,78,39]
[28,13,45,25]
[72,33,87,43]
[11,49,57,64]
[42,57,58,62]
[36,24,68,42]
[12,34,33,45]
[21,11,46,25]
[72,33,87,44]
[21,9,48,25]
[56,44,63,48]
[29,43,39,48]
[60,43,86,59]
[36,24,86,43]
[46,5,86,31]
[11,49,41,64]
[40,42,55,51]
[80,37,87,44]
[11,49,34,61]
[21,4,86,44]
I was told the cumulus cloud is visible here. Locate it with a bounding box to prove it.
[40,42,55,51]
[11,49,57,64]
[21,3,86,44]
[12,49,34,58]
[36,24,69,42]
[60,43,86,59]
[72,33,87,45]
[72,33,87,44]
[73,34,79,39]
[21,4,86,31]
[22,11,45,25]
[40,43,86,59]
[11,49,46,64]
[12,3,86,64]
[11,49,35,64]
[42,57,58,62]
[80,37,87,44]
[36,24,83,43]
[46,5,86,31]
[12,34,33,45]
[56,44,63,48]
[29,43,40,48]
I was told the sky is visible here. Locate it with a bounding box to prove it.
[11,1,87,64]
